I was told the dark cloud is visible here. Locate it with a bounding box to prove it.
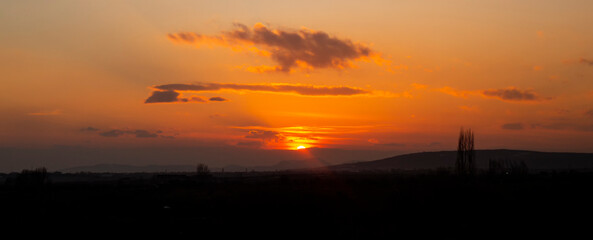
[209,96,228,102]
[144,90,209,104]
[585,109,593,118]
[245,130,283,142]
[502,123,524,130]
[153,83,370,96]
[168,23,385,72]
[131,130,158,138]
[580,58,593,66]
[145,90,180,103]
[98,129,166,138]
[99,130,126,137]
[481,87,544,102]
[80,127,99,132]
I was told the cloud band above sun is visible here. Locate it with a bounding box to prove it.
[168,23,393,73]
[144,83,372,104]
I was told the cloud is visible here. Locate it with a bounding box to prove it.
[209,96,228,102]
[145,82,373,104]
[502,123,524,130]
[437,86,547,102]
[131,130,158,138]
[580,58,593,66]
[245,130,283,142]
[99,130,126,137]
[80,127,99,132]
[438,87,473,98]
[153,83,370,96]
[144,90,209,104]
[168,23,393,73]
[98,129,165,138]
[585,109,593,118]
[144,90,181,103]
[482,87,544,102]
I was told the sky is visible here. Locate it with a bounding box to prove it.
[1,0,593,171]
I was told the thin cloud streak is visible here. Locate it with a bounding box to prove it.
[97,129,167,138]
[437,86,547,102]
[482,87,544,102]
[153,83,371,96]
[579,58,593,66]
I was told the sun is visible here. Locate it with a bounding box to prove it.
[297,146,306,150]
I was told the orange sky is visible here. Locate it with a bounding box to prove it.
[1,1,593,170]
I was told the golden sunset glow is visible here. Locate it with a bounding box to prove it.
[1,0,593,171]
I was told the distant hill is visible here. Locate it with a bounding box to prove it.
[328,149,593,171]
[60,160,326,173]
[60,164,196,173]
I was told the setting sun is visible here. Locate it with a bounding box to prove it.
[297,146,307,150]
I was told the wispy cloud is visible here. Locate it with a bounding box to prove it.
[97,129,168,138]
[209,96,228,102]
[438,87,473,98]
[145,83,374,104]
[437,86,547,102]
[99,130,126,137]
[80,127,99,132]
[245,130,284,142]
[168,23,396,73]
[153,83,370,96]
[580,58,593,66]
[481,87,545,102]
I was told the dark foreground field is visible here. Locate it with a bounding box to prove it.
[1,171,592,237]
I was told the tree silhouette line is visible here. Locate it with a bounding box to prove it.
[456,128,475,175]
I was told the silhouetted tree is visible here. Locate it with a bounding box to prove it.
[15,167,49,187]
[456,128,475,175]
[196,163,210,175]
